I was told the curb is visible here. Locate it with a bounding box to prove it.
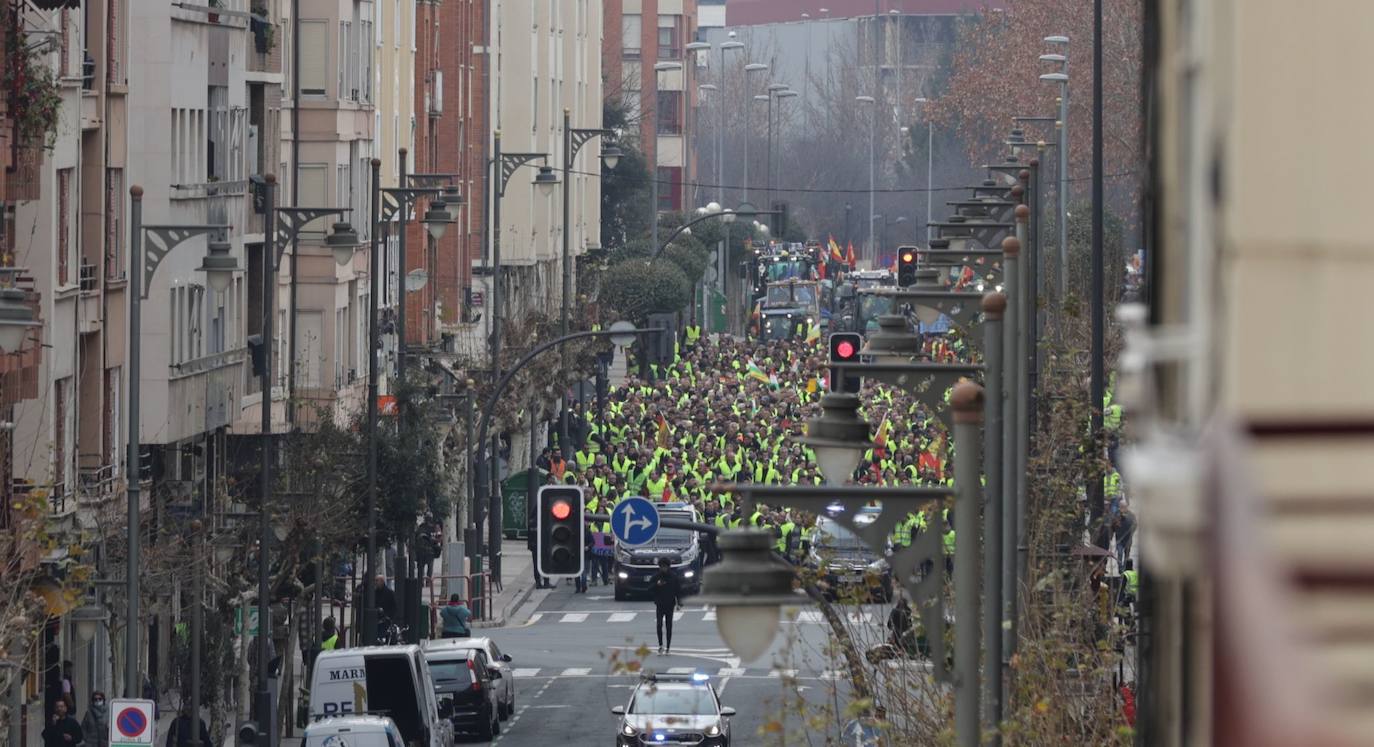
[471,581,536,629]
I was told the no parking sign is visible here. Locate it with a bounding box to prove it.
[110,699,156,747]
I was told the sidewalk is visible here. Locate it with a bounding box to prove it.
[472,539,538,628]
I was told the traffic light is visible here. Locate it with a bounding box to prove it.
[237,721,259,746]
[897,246,919,287]
[537,485,585,578]
[828,332,863,393]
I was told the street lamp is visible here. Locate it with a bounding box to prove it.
[714,41,745,205]
[795,392,871,484]
[125,184,235,699]
[697,530,805,662]
[1040,37,1069,300]
[559,112,618,452]
[856,95,877,264]
[742,63,769,203]
[480,133,554,578]
[324,222,363,267]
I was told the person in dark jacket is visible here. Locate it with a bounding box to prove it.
[373,575,397,621]
[165,706,212,747]
[651,558,682,655]
[42,699,82,747]
[82,691,110,747]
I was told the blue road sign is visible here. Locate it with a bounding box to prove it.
[842,719,881,746]
[611,497,660,546]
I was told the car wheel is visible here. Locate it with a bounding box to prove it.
[498,700,508,720]
[492,710,501,737]
[477,705,495,741]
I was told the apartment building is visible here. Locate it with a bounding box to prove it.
[604,0,697,213]
[1135,1,1374,745]
[273,0,374,426]
[466,0,604,363]
[403,0,483,355]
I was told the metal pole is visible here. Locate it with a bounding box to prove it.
[926,120,934,243]
[1089,0,1107,536]
[560,111,573,454]
[981,294,1005,737]
[951,382,984,747]
[397,148,409,383]
[651,71,662,254]
[765,94,773,209]
[718,48,726,205]
[190,521,203,737]
[1029,159,1044,419]
[867,108,875,261]
[743,78,751,204]
[257,175,276,745]
[125,186,144,699]
[1058,86,1069,300]
[1014,204,1032,653]
[364,159,382,645]
[1000,236,1021,659]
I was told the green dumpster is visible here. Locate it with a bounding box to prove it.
[501,468,547,539]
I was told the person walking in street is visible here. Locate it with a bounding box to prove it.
[42,699,82,747]
[652,558,682,655]
[82,691,110,747]
[526,529,549,589]
[439,594,472,639]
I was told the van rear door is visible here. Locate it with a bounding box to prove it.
[364,654,426,745]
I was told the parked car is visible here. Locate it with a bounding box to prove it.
[302,716,406,747]
[425,646,502,741]
[309,645,454,747]
[422,637,516,720]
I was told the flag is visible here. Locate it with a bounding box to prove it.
[806,377,819,394]
[829,237,844,262]
[745,362,772,385]
[873,414,890,448]
[816,259,827,280]
[846,242,857,269]
[805,324,821,344]
[656,412,670,448]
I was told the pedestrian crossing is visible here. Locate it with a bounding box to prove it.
[525,608,879,626]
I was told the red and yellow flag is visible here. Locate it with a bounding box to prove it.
[846,242,858,269]
[873,414,890,448]
[656,413,670,448]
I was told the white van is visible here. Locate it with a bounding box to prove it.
[310,645,455,747]
[302,716,405,747]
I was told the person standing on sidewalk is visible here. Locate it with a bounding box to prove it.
[82,691,110,747]
[651,558,682,655]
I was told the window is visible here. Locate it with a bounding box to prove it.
[54,377,71,502]
[656,91,682,135]
[339,21,351,99]
[299,20,328,96]
[361,18,373,101]
[57,169,71,286]
[298,164,328,237]
[104,367,121,476]
[657,167,682,211]
[657,15,680,59]
[107,168,124,279]
[335,306,347,387]
[621,14,641,58]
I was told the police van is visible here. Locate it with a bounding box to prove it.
[309,645,455,747]
[613,502,704,601]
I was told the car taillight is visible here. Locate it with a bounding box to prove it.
[468,660,482,691]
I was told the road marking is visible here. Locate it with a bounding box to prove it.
[666,667,695,674]
[716,667,746,677]
[703,610,717,621]
[560,667,592,676]
[524,704,571,709]
[559,613,589,623]
[845,612,873,623]
[527,613,544,624]
[673,611,685,621]
[820,670,844,680]
[767,669,799,679]
[791,610,825,624]
[608,612,637,622]
[512,668,542,678]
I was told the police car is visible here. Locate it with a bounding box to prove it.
[610,672,737,746]
[614,502,704,601]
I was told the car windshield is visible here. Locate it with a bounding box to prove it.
[645,520,692,547]
[793,286,817,305]
[859,295,892,320]
[428,661,473,684]
[629,687,716,716]
[762,317,796,340]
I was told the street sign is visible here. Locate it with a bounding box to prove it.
[610,496,660,547]
[110,699,156,747]
[842,719,881,746]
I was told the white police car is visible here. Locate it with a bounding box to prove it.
[610,671,736,746]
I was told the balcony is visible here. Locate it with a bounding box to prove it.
[80,90,101,130]
[77,263,101,334]
[4,140,43,202]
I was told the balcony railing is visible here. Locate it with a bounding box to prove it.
[5,140,43,202]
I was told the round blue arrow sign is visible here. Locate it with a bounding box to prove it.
[611,497,660,546]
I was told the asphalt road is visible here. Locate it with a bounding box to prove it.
[461,578,907,746]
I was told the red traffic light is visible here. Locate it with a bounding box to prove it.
[836,340,856,359]
[550,500,572,520]
[901,251,915,263]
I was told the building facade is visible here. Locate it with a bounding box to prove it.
[603,0,698,214]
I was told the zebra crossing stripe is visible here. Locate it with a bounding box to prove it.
[607,612,636,622]
[560,668,592,676]
[560,613,589,623]
[672,611,685,621]
[512,668,542,678]
[716,667,746,676]
[702,610,717,621]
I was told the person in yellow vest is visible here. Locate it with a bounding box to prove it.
[575,446,595,473]
[321,617,340,650]
[775,513,797,561]
[684,324,702,349]
[749,504,769,528]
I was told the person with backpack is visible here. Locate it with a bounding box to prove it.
[439,595,472,639]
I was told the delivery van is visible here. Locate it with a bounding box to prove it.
[309,645,454,747]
